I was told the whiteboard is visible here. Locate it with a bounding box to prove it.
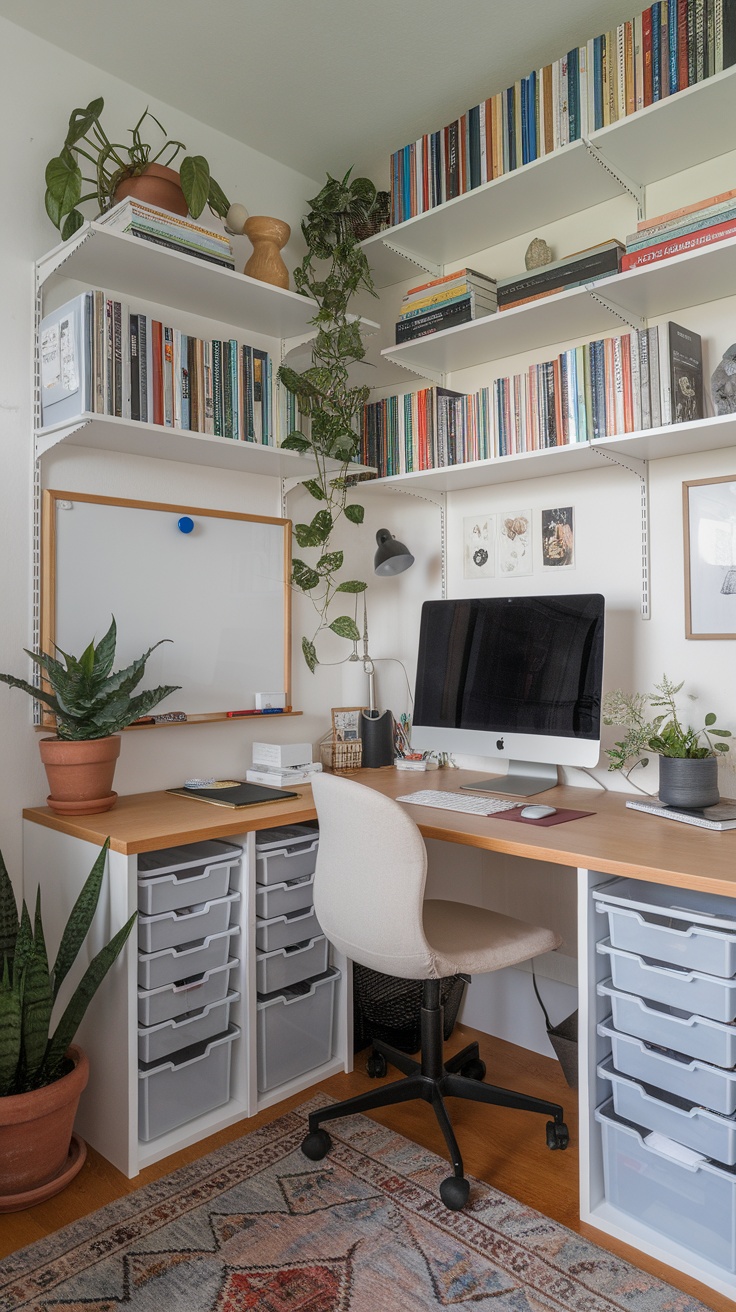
[42,491,291,718]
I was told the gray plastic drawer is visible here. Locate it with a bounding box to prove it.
[599,1019,736,1116]
[255,908,321,952]
[594,877,736,979]
[138,958,237,1026]
[137,855,237,916]
[598,939,736,1022]
[255,936,328,993]
[599,980,736,1068]
[600,1057,736,1165]
[138,890,239,953]
[138,1025,238,1142]
[256,967,339,1092]
[137,926,239,991]
[138,991,239,1064]
[255,874,314,920]
[256,835,319,886]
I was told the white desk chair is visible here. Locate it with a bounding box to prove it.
[302,773,569,1209]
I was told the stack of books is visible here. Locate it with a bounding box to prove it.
[395,269,497,343]
[622,187,736,269]
[361,386,491,477]
[389,1,736,225]
[497,240,624,311]
[97,198,234,270]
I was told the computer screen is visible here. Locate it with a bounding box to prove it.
[411,593,605,789]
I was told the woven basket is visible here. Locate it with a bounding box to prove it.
[349,191,391,242]
[320,737,362,773]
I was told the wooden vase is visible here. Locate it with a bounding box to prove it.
[114,163,188,216]
[243,216,290,289]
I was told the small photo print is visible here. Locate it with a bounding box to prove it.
[331,707,364,741]
[499,510,532,577]
[463,514,495,578]
[541,506,574,568]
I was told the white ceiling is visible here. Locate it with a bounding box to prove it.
[1,0,638,185]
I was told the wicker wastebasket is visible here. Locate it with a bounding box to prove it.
[353,964,466,1054]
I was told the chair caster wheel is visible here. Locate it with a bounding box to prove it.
[301,1128,332,1161]
[546,1120,569,1150]
[460,1058,486,1081]
[366,1050,387,1078]
[439,1175,470,1210]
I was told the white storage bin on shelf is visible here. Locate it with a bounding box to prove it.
[256,935,328,993]
[138,990,239,1064]
[598,940,736,1022]
[137,926,239,991]
[599,1058,736,1165]
[255,874,315,920]
[596,1101,736,1273]
[138,959,237,1026]
[137,839,241,916]
[598,1019,736,1116]
[256,826,319,886]
[594,878,736,978]
[138,1025,239,1142]
[257,967,340,1092]
[255,908,321,952]
[138,890,239,953]
[598,981,736,1068]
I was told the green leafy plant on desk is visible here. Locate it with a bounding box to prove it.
[602,674,731,772]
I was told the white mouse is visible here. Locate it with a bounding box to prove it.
[520,804,558,819]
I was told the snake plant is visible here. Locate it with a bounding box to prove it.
[0,840,135,1095]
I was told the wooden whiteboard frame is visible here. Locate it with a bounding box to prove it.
[41,490,294,728]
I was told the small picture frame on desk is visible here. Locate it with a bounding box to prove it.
[331,706,366,742]
[683,475,736,639]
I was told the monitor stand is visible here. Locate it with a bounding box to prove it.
[460,760,559,798]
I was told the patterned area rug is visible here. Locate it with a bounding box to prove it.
[1,1095,708,1311]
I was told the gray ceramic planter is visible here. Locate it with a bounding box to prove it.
[658,755,719,809]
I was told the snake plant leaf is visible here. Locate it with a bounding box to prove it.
[13,903,33,990]
[65,98,104,147]
[21,892,53,1084]
[0,671,61,715]
[302,638,318,673]
[179,155,210,218]
[90,618,117,681]
[0,959,21,1097]
[316,551,343,575]
[329,616,361,642]
[292,560,321,592]
[207,176,231,218]
[44,912,137,1082]
[51,839,109,1001]
[45,150,82,221]
[336,579,367,593]
[86,684,181,735]
[0,852,19,973]
[344,504,365,525]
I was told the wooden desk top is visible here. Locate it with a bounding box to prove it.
[22,768,736,895]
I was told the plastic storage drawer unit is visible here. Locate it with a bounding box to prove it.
[255,874,315,920]
[255,908,321,953]
[137,926,239,991]
[257,967,340,1092]
[596,1101,736,1272]
[256,936,329,993]
[137,840,241,915]
[598,1019,736,1116]
[598,939,736,1022]
[138,959,237,1026]
[138,890,239,954]
[138,1026,239,1141]
[598,981,736,1069]
[594,877,736,978]
[138,991,239,1064]
[599,1058,736,1165]
[256,826,319,887]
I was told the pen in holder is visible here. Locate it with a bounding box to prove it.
[360,709,394,768]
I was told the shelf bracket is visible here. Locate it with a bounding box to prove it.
[592,446,650,619]
[386,355,447,388]
[378,239,443,279]
[382,486,447,599]
[35,417,92,461]
[36,226,95,291]
[587,289,647,333]
[582,139,645,219]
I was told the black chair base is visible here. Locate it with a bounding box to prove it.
[302,978,569,1210]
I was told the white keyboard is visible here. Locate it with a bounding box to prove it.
[396,789,519,816]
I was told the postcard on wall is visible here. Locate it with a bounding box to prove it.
[683,476,736,638]
[541,506,574,568]
[499,510,532,577]
[463,514,495,578]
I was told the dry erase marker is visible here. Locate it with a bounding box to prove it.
[226,709,261,717]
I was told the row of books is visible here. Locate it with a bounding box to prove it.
[96,197,235,270]
[395,268,497,343]
[497,239,624,311]
[40,290,274,443]
[362,321,703,476]
[622,185,736,269]
[389,0,736,225]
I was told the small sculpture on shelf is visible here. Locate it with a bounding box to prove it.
[525,237,553,270]
[225,203,290,289]
[711,344,736,415]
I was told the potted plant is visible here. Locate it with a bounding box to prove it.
[0,617,180,814]
[0,839,136,1210]
[278,169,380,670]
[602,674,731,807]
[45,99,231,240]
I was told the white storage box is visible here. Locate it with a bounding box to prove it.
[138,890,239,953]
[138,1025,239,1142]
[596,1101,736,1272]
[255,874,314,920]
[594,877,736,979]
[255,908,321,952]
[256,828,319,887]
[256,935,328,994]
[599,1057,736,1165]
[257,967,339,1092]
[138,991,239,1064]
[598,981,736,1068]
[598,1019,736,1116]
[138,959,237,1026]
[137,926,239,991]
[598,939,736,1022]
[137,840,240,915]
[253,741,310,766]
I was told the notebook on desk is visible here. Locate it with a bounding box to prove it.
[168,780,299,808]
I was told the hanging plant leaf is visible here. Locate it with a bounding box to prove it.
[280,432,310,453]
[292,560,320,591]
[207,176,231,218]
[60,209,85,241]
[336,579,367,593]
[302,480,325,501]
[316,551,343,575]
[302,637,318,672]
[65,98,104,147]
[310,509,333,541]
[45,151,82,222]
[179,155,210,218]
[344,504,365,524]
[329,616,361,642]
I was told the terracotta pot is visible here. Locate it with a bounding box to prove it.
[0,1046,88,1210]
[114,162,188,216]
[39,735,121,814]
[243,216,291,288]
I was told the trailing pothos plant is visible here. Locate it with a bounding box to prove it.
[277,170,379,671]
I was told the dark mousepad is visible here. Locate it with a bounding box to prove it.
[494,808,595,826]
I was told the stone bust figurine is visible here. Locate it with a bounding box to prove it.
[711,343,736,415]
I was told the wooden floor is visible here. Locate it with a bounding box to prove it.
[1,1026,726,1311]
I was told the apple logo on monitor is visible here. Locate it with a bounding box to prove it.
[496,738,504,750]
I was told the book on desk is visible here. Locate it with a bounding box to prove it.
[168,781,298,809]
[626,796,736,831]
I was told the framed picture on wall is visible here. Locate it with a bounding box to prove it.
[683,475,736,639]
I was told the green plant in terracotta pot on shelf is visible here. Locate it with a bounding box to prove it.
[44,98,231,240]
[602,674,731,807]
[0,617,180,814]
[0,839,135,1210]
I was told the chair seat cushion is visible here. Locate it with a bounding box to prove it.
[422,899,561,977]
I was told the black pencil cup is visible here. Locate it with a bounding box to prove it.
[360,710,394,768]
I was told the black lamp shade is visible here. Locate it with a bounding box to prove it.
[374,528,415,576]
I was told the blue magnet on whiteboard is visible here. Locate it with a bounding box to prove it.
[177,516,194,534]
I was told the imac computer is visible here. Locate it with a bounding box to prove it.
[411,593,605,796]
